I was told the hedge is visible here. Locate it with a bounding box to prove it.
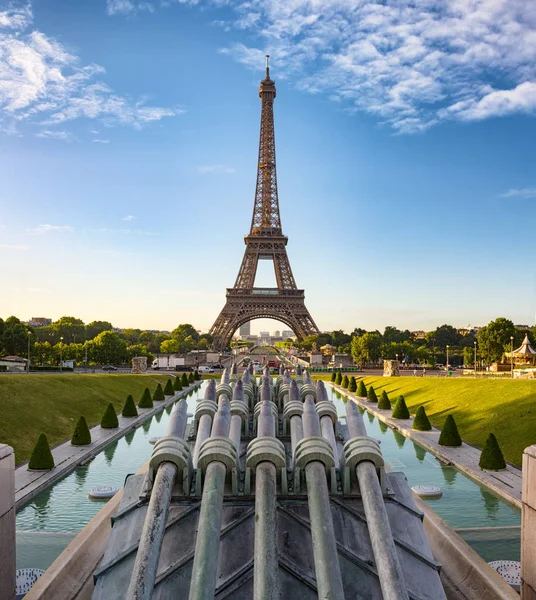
[101,402,119,428]
[194,370,200,381]
[28,433,55,470]
[438,415,462,447]
[378,390,391,410]
[356,380,367,398]
[348,376,357,392]
[331,371,337,382]
[173,376,183,391]
[412,406,432,431]
[342,375,349,389]
[479,433,506,470]
[181,373,189,387]
[71,416,91,445]
[164,379,174,395]
[122,394,138,417]
[335,371,342,385]
[392,395,410,419]
[188,372,195,384]
[367,385,378,403]
[139,387,153,408]
[153,383,165,402]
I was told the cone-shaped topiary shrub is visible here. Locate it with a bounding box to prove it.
[367,385,378,403]
[71,416,91,445]
[101,403,119,428]
[413,406,432,431]
[164,379,174,395]
[188,372,195,384]
[342,375,349,388]
[348,376,357,392]
[331,371,337,382]
[479,433,506,470]
[173,376,183,391]
[438,415,462,447]
[181,373,189,387]
[122,394,138,417]
[153,383,165,402]
[335,371,342,385]
[357,380,367,397]
[378,390,391,410]
[28,433,55,470]
[392,395,410,419]
[139,387,153,408]
[194,370,200,381]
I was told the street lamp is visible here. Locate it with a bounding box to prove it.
[446,345,449,376]
[27,331,31,373]
[474,341,477,378]
[510,336,514,379]
[60,336,64,372]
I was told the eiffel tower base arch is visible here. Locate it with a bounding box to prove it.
[209,289,319,350]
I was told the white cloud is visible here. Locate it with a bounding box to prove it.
[198,164,235,174]
[0,10,182,134]
[36,129,74,141]
[93,138,110,144]
[26,224,73,235]
[122,215,136,221]
[501,188,536,198]
[129,0,536,132]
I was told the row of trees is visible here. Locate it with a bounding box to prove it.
[298,319,534,368]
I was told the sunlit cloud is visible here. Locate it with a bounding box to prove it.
[198,164,235,174]
[500,188,536,198]
[26,224,73,235]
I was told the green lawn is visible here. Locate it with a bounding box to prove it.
[0,374,173,465]
[330,376,536,467]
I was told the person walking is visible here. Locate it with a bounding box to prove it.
[413,368,417,376]
[422,368,426,377]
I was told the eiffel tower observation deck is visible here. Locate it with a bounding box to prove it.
[209,57,320,349]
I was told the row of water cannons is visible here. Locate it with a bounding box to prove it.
[129,363,408,600]
[145,362,387,499]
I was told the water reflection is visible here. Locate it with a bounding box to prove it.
[155,410,163,423]
[378,421,388,434]
[142,417,153,432]
[481,487,500,519]
[393,430,406,449]
[367,411,375,423]
[413,442,426,462]
[104,440,118,465]
[74,466,88,487]
[357,406,365,415]
[29,488,53,530]
[166,404,173,415]
[124,429,135,446]
[442,467,458,486]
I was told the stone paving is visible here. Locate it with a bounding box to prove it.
[14,381,202,509]
[332,384,523,509]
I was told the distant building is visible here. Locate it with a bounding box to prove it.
[0,356,27,372]
[239,322,251,338]
[516,324,531,330]
[411,330,426,340]
[28,317,51,327]
[260,331,270,338]
[281,329,294,339]
[272,330,280,337]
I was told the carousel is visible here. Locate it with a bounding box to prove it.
[505,334,536,365]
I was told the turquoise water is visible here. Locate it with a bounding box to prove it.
[16,381,521,571]
[328,386,521,561]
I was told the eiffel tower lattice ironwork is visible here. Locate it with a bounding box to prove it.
[209,57,320,349]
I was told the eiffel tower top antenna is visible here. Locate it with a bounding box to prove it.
[265,54,269,78]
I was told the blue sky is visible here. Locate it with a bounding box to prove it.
[1,0,535,335]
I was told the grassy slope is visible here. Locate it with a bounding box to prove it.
[332,376,536,467]
[0,374,172,465]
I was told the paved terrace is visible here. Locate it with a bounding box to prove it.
[14,381,202,509]
[332,384,523,509]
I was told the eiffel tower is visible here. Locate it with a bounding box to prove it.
[209,57,320,349]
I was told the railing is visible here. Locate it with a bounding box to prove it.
[226,288,305,297]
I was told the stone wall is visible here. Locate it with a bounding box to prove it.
[0,444,15,600]
[522,445,536,599]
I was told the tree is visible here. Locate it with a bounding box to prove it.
[426,325,461,349]
[331,371,337,382]
[89,331,128,365]
[412,406,432,431]
[173,376,183,391]
[181,373,189,387]
[2,316,30,355]
[164,379,174,395]
[139,388,153,408]
[119,328,141,344]
[392,396,410,419]
[194,370,200,381]
[160,339,179,354]
[171,324,199,353]
[122,395,138,417]
[85,321,113,341]
[126,344,154,366]
[51,316,86,344]
[188,372,195,384]
[383,326,411,344]
[378,390,391,410]
[28,433,55,470]
[335,371,342,385]
[367,385,378,403]
[342,375,349,388]
[71,416,92,445]
[357,380,367,397]
[478,318,516,364]
[348,376,357,392]
[351,332,381,367]
[101,403,119,428]
[438,415,462,446]
[479,433,506,470]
